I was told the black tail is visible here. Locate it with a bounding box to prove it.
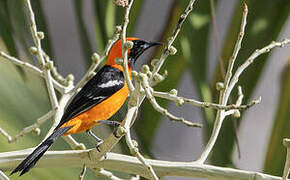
[10,127,72,176]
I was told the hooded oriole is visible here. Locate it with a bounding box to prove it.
[11,37,160,176]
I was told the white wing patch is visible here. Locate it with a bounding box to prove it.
[92,96,106,100]
[98,80,123,88]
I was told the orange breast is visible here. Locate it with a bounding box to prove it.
[61,85,129,135]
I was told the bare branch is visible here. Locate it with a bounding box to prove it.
[197,4,248,163]
[223,3,248,92]
[24,0,59,108]
[0,149,287,180]
[150,0,197,80]
[0,51,66,92]
[227,38,290,100]
[0,170,9,180]
[140,74,201,128]
[0,126,12,142]
[95,168,123,180]
[125,128,158,180]
[9,110,56,143]
[121,0,135,92]
[153,91,260,111]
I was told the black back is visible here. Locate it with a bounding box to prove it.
[56,65,124,129]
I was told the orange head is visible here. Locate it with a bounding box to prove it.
[106,37,161,70]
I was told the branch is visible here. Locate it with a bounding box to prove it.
[124,125,158,180]
[150,0,196,80]
[153,90,261,111]
[197,4,248,163]
[0,51,66,93]
[24,0,59,109]
[9,110,56,143]
[0,170,9,180]
[121,0,135,92]
[1,149,288,180]
[227,38,290,100]
[140,73,201,127]
[95,168,123,180]
[0,126,12,143]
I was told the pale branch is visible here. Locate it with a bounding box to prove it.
[42,50,71,87]
[79,164,86,180]
[0,51,42,74]
[125,128,158,180]
[152,91,261,111]
[72,29,121,94]
[121,0,135,92]
[9,109,56,143]
[197,4,248,163]
[283,139,290,180]
[0,51,66,93]
[24,0,59,109]
[140,73,202,128]
[227,38,290,101]
[95,168,123,180]
[0,126,12,142]
[0,170,9,180]
[62,135,86,150]
[150,0,196,80]
[223,3,247,92]
[1,149,288,180]
[122,79,158,179]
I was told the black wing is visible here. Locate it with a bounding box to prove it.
[56,65,125,129]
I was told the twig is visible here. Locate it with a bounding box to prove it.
[62,135,86,150]
[24,0,59,109]
[140,74,202,128]
[96,168,123,180]
[1,149,288,180]
[0,126,12,143]
[153,91,261,110]
[0,170,9,180]
[283,139,290,180]
[150,0,196,81]
[9,110,56,143]
[79,164,86,180]
[121,0,135,92]
[197,4,248,163]
[125,128,159,180]
[0,51,66,92]
[0,51,42,74]
[227,38,290,101]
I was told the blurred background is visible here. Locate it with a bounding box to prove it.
[0,0,289,179]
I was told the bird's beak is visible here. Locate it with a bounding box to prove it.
[146,42,162,48]
[129,40,162,66]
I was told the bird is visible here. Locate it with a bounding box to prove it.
[11,37,160,176]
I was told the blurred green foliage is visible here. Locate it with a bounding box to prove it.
[0,0,289,179]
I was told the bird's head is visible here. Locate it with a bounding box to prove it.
[106,37,161,70]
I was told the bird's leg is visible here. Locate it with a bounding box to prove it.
[98,120,121,138]
[86,129,103,152]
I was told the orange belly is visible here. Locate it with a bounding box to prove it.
[60,86,129,135]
